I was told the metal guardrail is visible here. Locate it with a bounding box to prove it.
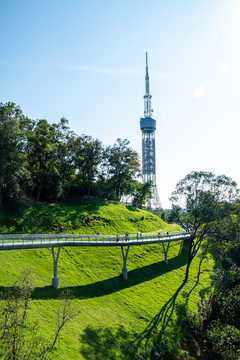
[0,231,190,250]
[0,230,192,287]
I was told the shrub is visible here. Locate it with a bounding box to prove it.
[206,321,240,360]
[134,338,189,360]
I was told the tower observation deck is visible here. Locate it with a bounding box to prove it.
[140,53,162,209]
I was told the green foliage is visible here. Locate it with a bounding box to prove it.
[226,244,240,267]
[132,181,152,209]
[103,138,140,201]
[0,102,29,205]
[0,269,50,359]
[218,286,240,328]
[212,265,240,292]
[186,213,240,359]
[134,338,188,360]
[170,171,239,282]
[0,269,78,359]
[68,135,103,197]
[206,322,240,360]
[155,206,182,224]
[0,103,146,205]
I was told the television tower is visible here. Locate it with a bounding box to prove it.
[140,53,162,209]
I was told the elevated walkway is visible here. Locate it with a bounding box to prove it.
[0,231,190,288]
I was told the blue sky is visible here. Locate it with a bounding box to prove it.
[1,0,239,208]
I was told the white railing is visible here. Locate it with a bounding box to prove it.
[0,231,190,249]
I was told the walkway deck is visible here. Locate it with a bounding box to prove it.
[0,231,190,250]
[0,231,191,288]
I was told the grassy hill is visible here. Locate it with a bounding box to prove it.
[0,198,215,359]
[0,197,170,235]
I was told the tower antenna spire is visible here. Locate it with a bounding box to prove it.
[140,53,162,209]
[144,51,152,118]
[145,52,149,95]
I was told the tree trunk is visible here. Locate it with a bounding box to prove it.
[51,323,64,348]
[184,258,191,283]
[184,238,194,283]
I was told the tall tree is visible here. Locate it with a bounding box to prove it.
[69,135,103,197]
[170,171,239,282]
[105,139,140,201]
[131,180,152,209]
[26,118,72,201]
[0,102,28,206]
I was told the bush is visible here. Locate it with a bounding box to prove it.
[222,257,234,270]
[226,245,240,267]
[211,265,240,292]
[206,321,240,360]
[134,338,189,360]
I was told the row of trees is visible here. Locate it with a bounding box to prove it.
[0,102,151,206]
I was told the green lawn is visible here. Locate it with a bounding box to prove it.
[0,198,214,359]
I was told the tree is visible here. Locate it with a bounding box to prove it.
[0,269,78,359]
[158,205,182,224]
[51,290,79,349]
[69,135,103,197]
[104,139,140,201]
[0,101,143,204]
[170,171,239,282]
[26,118,73,201]
[0,268,49,359]
[0,102,29,206]
[186,222,240,360]
[132,181,152,209]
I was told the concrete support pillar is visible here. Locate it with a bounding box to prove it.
[121,246,130,279]
[162,242,170,264]
[52,247,61,288]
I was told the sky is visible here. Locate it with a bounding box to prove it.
[1,0,240,209]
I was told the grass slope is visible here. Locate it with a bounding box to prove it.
[0,197,169,235]
[0,198,214,359]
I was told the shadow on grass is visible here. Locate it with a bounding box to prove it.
[77,249,215,359]
[0,197,109,234]
[30,248,188,300]
[78,279,199,359]
[134,282,186,349]
[134,270,212,356]
[77,247,210,358]
[79,324,137,360]
[126,205,140,212]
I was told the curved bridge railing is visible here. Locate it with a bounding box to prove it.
[0,231,191,288]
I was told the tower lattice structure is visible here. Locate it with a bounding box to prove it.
[140,53,162,209]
